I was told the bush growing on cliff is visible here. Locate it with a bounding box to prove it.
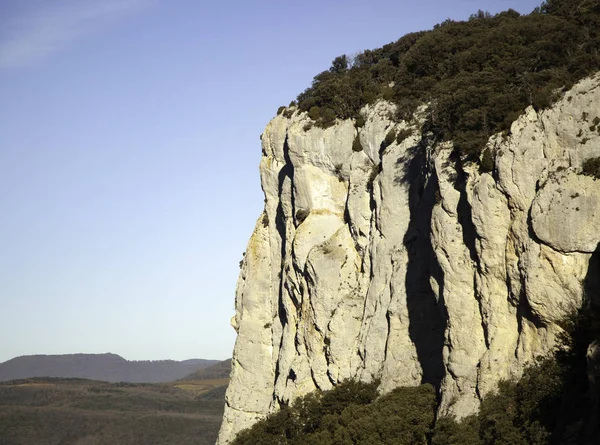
[293,0,600,161]
[582,157,600,179]
[231,381,436,445]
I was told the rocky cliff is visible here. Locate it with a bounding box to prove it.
[217,73,600,444]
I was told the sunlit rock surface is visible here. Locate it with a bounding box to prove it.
[217,73,600,444]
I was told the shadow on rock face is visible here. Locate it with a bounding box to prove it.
[398,141,447,392]
[584,243,600,309]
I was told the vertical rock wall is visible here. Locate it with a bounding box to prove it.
[217,73,600,444]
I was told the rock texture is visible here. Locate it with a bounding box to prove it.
[217,73,600,444]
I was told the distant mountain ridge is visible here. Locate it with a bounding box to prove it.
[0,353,220,383]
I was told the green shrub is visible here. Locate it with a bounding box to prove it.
[308,106,321,121]
[432,416,481,445]
[232,381,435,445]
[277,106,286,115]
[320,108,336,127]
[361,91,377,104]
[381,86,394,101]
[582,157,600,179]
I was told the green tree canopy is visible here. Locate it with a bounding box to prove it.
[290,0,600,161]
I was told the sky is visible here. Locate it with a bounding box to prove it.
[0,0,544,363]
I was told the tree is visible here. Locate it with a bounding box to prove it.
[330,55,349,74]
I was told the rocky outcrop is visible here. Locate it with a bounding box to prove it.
[217,73,600,444]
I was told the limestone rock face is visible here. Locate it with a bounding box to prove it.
[217,74,600,444]
[531,171,600,253]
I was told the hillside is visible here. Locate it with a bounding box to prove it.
[182,359,231,381]
[0,377,224,445]
[0,354,219,383]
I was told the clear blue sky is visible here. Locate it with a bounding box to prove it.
[0,0,543,363]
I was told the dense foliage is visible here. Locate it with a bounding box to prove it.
[292,0,600,159]
[232,380,436,445]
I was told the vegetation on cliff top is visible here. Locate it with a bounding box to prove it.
[289,0,600,160]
